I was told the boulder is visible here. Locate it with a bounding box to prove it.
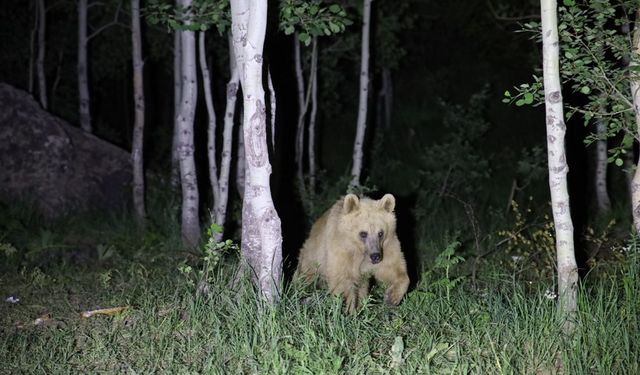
[0,83,131,219]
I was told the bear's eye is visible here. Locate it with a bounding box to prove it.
[378,231,384,238]
[359,231,368,239]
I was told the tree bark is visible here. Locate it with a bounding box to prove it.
[171,30,182,191]
[293,33,307,199]
[230,0,283,302]
[29,0,37,94]
[540,0,578,332]
[77,0,92,132]
[267,67,276,151]
[176,0,201,247]
[216,37,240,237]
[350,0,373,187]
[199,31,221,221]
[629,9,640,234]
[236,119,246,199]
[594,114,611,213]
[131,0,145,227]
[36,0,47,110]
[308,37,319,195]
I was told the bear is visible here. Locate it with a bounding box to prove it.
[295,193,410,313]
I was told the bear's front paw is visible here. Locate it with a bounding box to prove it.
[384,286,405,306]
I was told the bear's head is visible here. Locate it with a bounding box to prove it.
[340,193,397,264]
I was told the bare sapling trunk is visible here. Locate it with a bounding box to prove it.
[540,0,578,331]
[308,36,319,195]
[78,0,91,132]
[629,9,640,234]
[594,113,611,213]
[176,0,201,247]
[230,0,283,302]
[131,0,145,227]
[199,31,221,219]
[379,67,392,129]
[171,31,182,190]
[36,0,47,109]
[293,33,307,200]
[350,0,373,188]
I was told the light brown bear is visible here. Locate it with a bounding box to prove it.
[295,193,410,313]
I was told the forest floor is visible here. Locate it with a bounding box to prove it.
[0,208,638,374]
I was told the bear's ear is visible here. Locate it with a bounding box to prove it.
[379,194,396,213]
[343,194,360,213]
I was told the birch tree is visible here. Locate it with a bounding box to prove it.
[171,31,182,190]
[36,0,48,109]
[350,0,372,187]
[540,0,578,329]
[176,0,201,247]
[77,0,91,132]
[629,9,640,234]
[131,0,146,226]
[77,0,122,133]
[230,0,283,302]
[280,0,351,198]
[594,114,611,213]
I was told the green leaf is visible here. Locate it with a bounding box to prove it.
[515,99,526,107]
[329,4,341,13]
[299,32,311,46]
[615,158,624,167]
[284,25,295,35]
[579,86,590,94]
[504,90,512,98]
[523,92,534,104]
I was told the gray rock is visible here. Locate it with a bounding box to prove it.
[0,83,131,219]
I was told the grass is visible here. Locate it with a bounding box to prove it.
[1,245,638,374]
[0,201,638,374]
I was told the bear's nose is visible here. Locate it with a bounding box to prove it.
[370,253,382,264]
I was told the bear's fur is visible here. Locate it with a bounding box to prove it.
[295,193,410,313]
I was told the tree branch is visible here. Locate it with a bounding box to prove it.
[87,0,124,42]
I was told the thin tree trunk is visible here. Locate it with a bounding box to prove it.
[36,0,47,109]
[217,37,240,237]
[540,0,578,332]
[630,9,640,234]
[293,33,306,199]
[171,31,182,190]
[382,67,392,129]
[594,115,611,213]
[350,0,373,188]
[267,68,276,151]
[29,0,37,94]
[131,0,145,227]
[230,0,283,302]
[308,37,319,194]
[51,50,63,108]
[78,0,92,132]
[176,0,201,247]
[199,31,221,220]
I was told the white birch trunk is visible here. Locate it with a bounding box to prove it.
[131,0,145,226]
[594,116,611,213]
[230,0,283,302]
[171,31,182,190]
[308,37,319,194]
[216,39,240,236]
[293,33,306,199]
[267,68,276,151]
[176,0,201,246]
[350,0,373,187]
[199,31,221,221]
[78,0,92,132]
[629,9,640,234]
[36,0,47,109]
[541,0,578,330]
[236,119,246,199]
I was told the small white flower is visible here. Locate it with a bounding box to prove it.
[544,289,557,300]
[5,296,19,304]
[511,255,524,262]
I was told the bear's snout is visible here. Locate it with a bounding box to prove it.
[370,253,382,264]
